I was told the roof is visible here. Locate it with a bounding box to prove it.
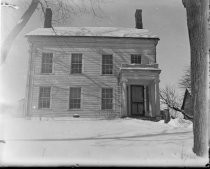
[26,27,159,39]
[181,89,191,110]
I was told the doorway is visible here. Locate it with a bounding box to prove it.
[130,85,145,116]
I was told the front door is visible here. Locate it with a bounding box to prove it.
[131,85,145,116]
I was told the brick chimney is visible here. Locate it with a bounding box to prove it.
[135,9,143,29]
[44,8,52,28]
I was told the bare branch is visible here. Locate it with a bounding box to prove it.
[38,1,46,15]
[1,0,40,64]
[160,85,193,120]
[1,0,104,63]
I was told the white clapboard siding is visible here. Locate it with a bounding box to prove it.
[26,36,158,118]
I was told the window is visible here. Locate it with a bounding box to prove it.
[102,55,113,75]
[38,87,51,109]
[71,53,82,74]
[101,88,113,110]
[69,87,81,109]
[131,54,141,64]
[41,53,53,73]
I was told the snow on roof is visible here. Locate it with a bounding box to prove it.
[26,27,159,39]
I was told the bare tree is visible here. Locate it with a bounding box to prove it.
[160,86,193,120]
[38,0,104,25]
[1,0,39,64]
[1,0,103,64]
[182,0,209,157]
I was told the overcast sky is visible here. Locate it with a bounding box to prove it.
[0,0,191,104]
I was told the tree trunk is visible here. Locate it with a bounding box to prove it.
[183,0,209,157]
[1,0,40,64]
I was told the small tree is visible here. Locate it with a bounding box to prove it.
[1,0,39,64]
[160,86,193,120]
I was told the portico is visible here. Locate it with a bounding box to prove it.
[119,64,161,118]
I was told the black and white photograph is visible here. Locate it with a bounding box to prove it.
[0,0,209,167]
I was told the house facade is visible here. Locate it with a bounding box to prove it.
[25,11,161,118]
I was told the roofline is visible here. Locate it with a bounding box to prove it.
[25,35,160,40]
[181,89,191,110]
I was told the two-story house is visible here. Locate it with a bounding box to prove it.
[25,9,161,119]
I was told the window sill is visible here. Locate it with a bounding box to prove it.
[40,73,55,75]
[101,109,113,111]
[101,74,115,76]
[70,73,84,75]
[68,109,82,111]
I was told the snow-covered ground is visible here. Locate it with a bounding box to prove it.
[0,115,208,167]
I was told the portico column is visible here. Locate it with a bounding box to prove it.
[144,85,148,116]
[148,85,152,117]
[151,81,156,117]
[155,77,160,116]
[121,80,127,117]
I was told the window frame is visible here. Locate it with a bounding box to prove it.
[69,87,82,110]
[41,52,53,74]
[131,54,142,64]
[38,86,51,109]
[71,53,83,74]
[101,54,113,75]
[101,88,113,110]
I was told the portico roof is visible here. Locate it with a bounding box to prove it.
[119,64,161,84]
[120,64,161,73]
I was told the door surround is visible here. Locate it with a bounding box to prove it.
[129,85,145,117]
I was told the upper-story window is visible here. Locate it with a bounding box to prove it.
[102,55,113,75]
[131,54,141,64]
[38,86,51,109]
[71,53,82,74]
[41,53,53,73]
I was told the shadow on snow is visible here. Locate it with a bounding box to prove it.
[5,131,192,142]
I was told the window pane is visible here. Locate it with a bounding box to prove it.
[102,55,113,75]
[71,63,82,73]
[69,88,81,109]
[39,87,51,108]
[101,88,113,110]
[131,54,141,64]
[41,53,53,73]
[72,54,82,63]
[71,54,82,74]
